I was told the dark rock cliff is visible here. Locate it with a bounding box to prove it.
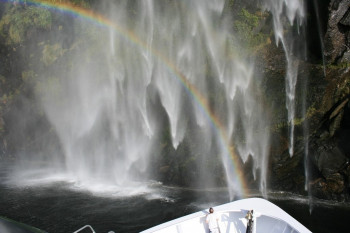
[324,0,350,64]
[264,0,350,201]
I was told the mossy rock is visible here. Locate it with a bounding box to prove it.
[0,5,51,45]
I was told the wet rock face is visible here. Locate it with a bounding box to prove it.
[310,172,346,200]
[302,0,350,199]
[265,0,350,200]
[324,0,350,64]
[314,145,348,178]
[310,135,349,171]
[307,97,350,201]
[270,148,305,193]
[339,5,350,62]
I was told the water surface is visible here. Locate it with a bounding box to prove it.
[0,163,349,233]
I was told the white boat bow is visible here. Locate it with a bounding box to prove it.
[141,198,311,233]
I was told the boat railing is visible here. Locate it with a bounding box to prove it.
[73,225,96,233]
[73,225,116,233]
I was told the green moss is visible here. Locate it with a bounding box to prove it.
[274,111,317,132]
[237,8,260,28]
[0,75,5,84]
[293,117,304,126]
[0,6,51,45]
[0,92,15,105]
[227,0,235,7]
[41,43,65,66]
[306,107,318,118]
[22,70,36,82]
[232,8,270,52]
[39,0,90,7]
[326,62,350,70]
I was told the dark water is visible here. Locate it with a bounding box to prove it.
[0,165,349,233]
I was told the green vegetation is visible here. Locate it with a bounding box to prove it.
[233,8,270,53]
[41,43,65,66]
[0,0,91,46]
[0,0,97,119]
[273,106,320,132]
[0,93,15,106]
[0,6,51,45]
[0,75,5,85]
[21,70,37,84]
[326,62,350,70]
[306,106,318,118]
[38,0,90,7]
[226,0,235,8]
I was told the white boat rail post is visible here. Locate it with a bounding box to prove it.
[215,211,223,233]
[217,209,244,233]
[73,225,96,233]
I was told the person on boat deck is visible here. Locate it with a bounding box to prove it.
[206,207,219,233]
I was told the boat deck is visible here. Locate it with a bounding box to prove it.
[141,198,311,233]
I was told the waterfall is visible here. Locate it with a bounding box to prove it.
[261,0,305,157]
[263,0,317,209]
[8,0,274,198]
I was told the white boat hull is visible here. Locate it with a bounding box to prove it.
[141,198,311,233]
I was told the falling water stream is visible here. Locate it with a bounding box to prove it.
[261,0,305,157]
[263,0,319,211]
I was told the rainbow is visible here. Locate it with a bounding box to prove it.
[1,0,249,197]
